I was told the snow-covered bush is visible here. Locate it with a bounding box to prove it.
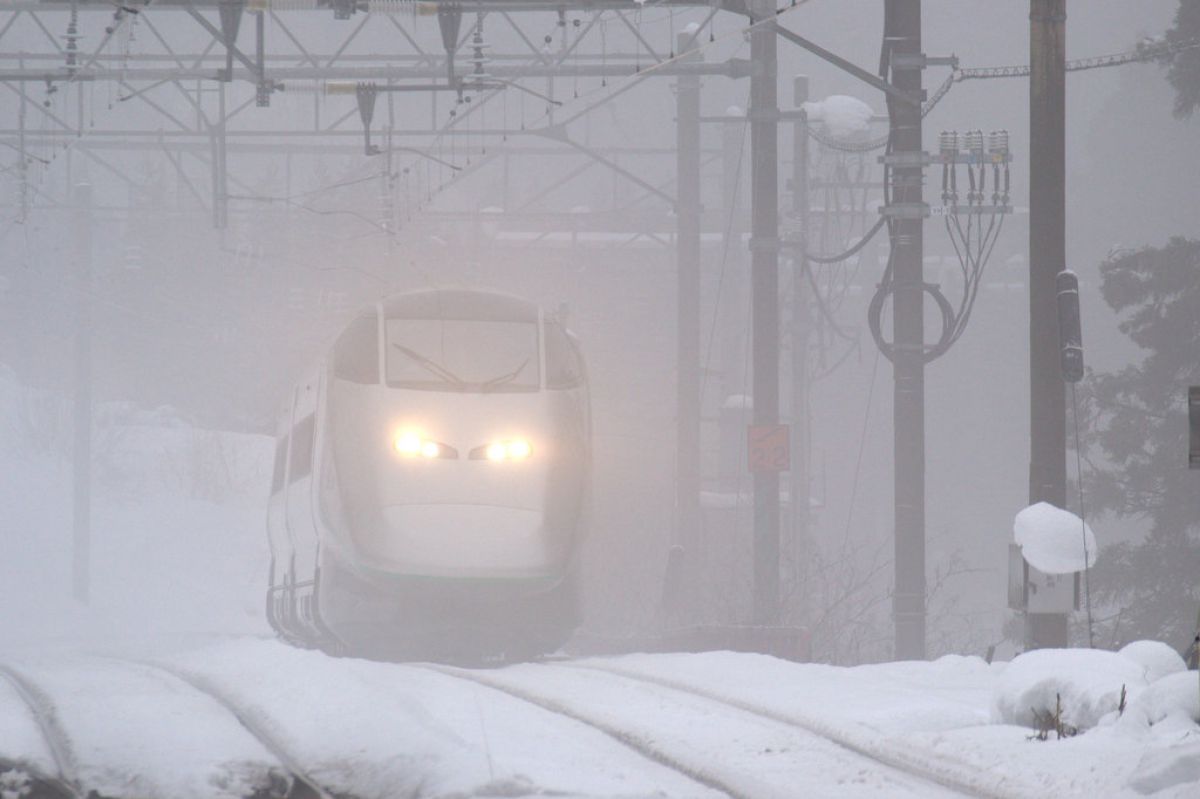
[992,648,1148,731]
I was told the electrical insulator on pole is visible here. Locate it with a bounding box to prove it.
[1055,270,1083,383]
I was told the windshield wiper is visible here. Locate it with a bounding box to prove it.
[480,358,530,392]
[391,342,466,388]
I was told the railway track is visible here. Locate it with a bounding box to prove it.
[560,660,1041,799]
[0,658,332,799]
[0,664,83,799]
[0,649,1043,799]
[419,660,976,799]
[135,660,335,799]
[417,662,740,797]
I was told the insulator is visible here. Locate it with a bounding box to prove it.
[939,130,957,156]
[988,129,1009,156]
[963,129,984,156]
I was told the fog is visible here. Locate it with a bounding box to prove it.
[1,0,1194,665]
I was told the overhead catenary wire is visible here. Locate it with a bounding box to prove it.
[807,34,1200,155]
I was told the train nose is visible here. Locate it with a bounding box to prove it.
[372,503,554,577]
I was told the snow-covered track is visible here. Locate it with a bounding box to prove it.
[420,661,976,798]
[564,660,1038,799]
[136,660,336,799]
[0,664,84,799]
[416,662,747,798]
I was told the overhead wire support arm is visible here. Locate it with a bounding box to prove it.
[772,22,921,108]
[184,1,260,83]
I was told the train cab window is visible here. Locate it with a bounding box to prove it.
[386,318,540,392]
[545,320,583,389]
[332,312,379,384]
[270,436,288,494]
[289,415,315,482]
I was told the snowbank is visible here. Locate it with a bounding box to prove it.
[1128,741,1200,796]
[0,368,272,648]
[1120,671,1200,729]
[992,648,1147,730]
[1120,640,1188,684]
[1013,501,1097,574]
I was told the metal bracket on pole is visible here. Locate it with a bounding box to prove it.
[773,22,922,108]
[356,82,379,155]
[438,3,463,95]
[187,2,258,84]
[890,52,959,69]
[254,10,270,106]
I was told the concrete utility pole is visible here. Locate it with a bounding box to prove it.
[676,30,702,567]
[790,75,811,590]
[750,0,781,624]
[1028,0,1068,649]
[886,0,926,660]
[72,182,93,604]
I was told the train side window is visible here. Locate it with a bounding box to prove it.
[270,436,288,494]
[545,320,582,389]
[333,312,379,384]
[289,415,315,482]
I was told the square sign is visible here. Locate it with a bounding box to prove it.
[748,424,791,473]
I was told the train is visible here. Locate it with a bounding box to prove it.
[265,288,590,659]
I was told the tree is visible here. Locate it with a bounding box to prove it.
[1164,0,1200,117]
[1085,238,1200,648]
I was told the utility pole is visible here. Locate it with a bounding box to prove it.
[790,75,811,594]
[1028,0,1068,649]
[676,30,702,569]
[750,0,780,624]
[886,0,926,660]
[72,182,93,605]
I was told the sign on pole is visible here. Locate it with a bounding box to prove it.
[748,424,790,473]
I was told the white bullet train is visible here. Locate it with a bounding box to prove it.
[266,288,590,659]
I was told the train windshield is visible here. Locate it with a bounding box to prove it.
[385,318,540,392]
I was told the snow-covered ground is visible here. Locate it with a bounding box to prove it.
[1,639,1197,798]
[2,371,1198,798]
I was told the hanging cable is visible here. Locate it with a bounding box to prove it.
[797,215,886,264]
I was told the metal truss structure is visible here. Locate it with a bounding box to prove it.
[0,0,755,229]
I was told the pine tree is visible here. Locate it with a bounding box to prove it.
[1164,0,1200,117]
[1086,238,1200,647]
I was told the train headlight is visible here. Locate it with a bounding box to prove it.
[473,439,534,461]
[507,439,533,459]
[394,432,457,459]
[395,432,423,456]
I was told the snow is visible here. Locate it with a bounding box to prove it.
[1127,741,1200,796]
[1120,640,1189,684]
[1120,671,1200,729]
[5,656,280,799]
[802,95,875,140]
[992,648,1148,730]
[1014,501,1098,574]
